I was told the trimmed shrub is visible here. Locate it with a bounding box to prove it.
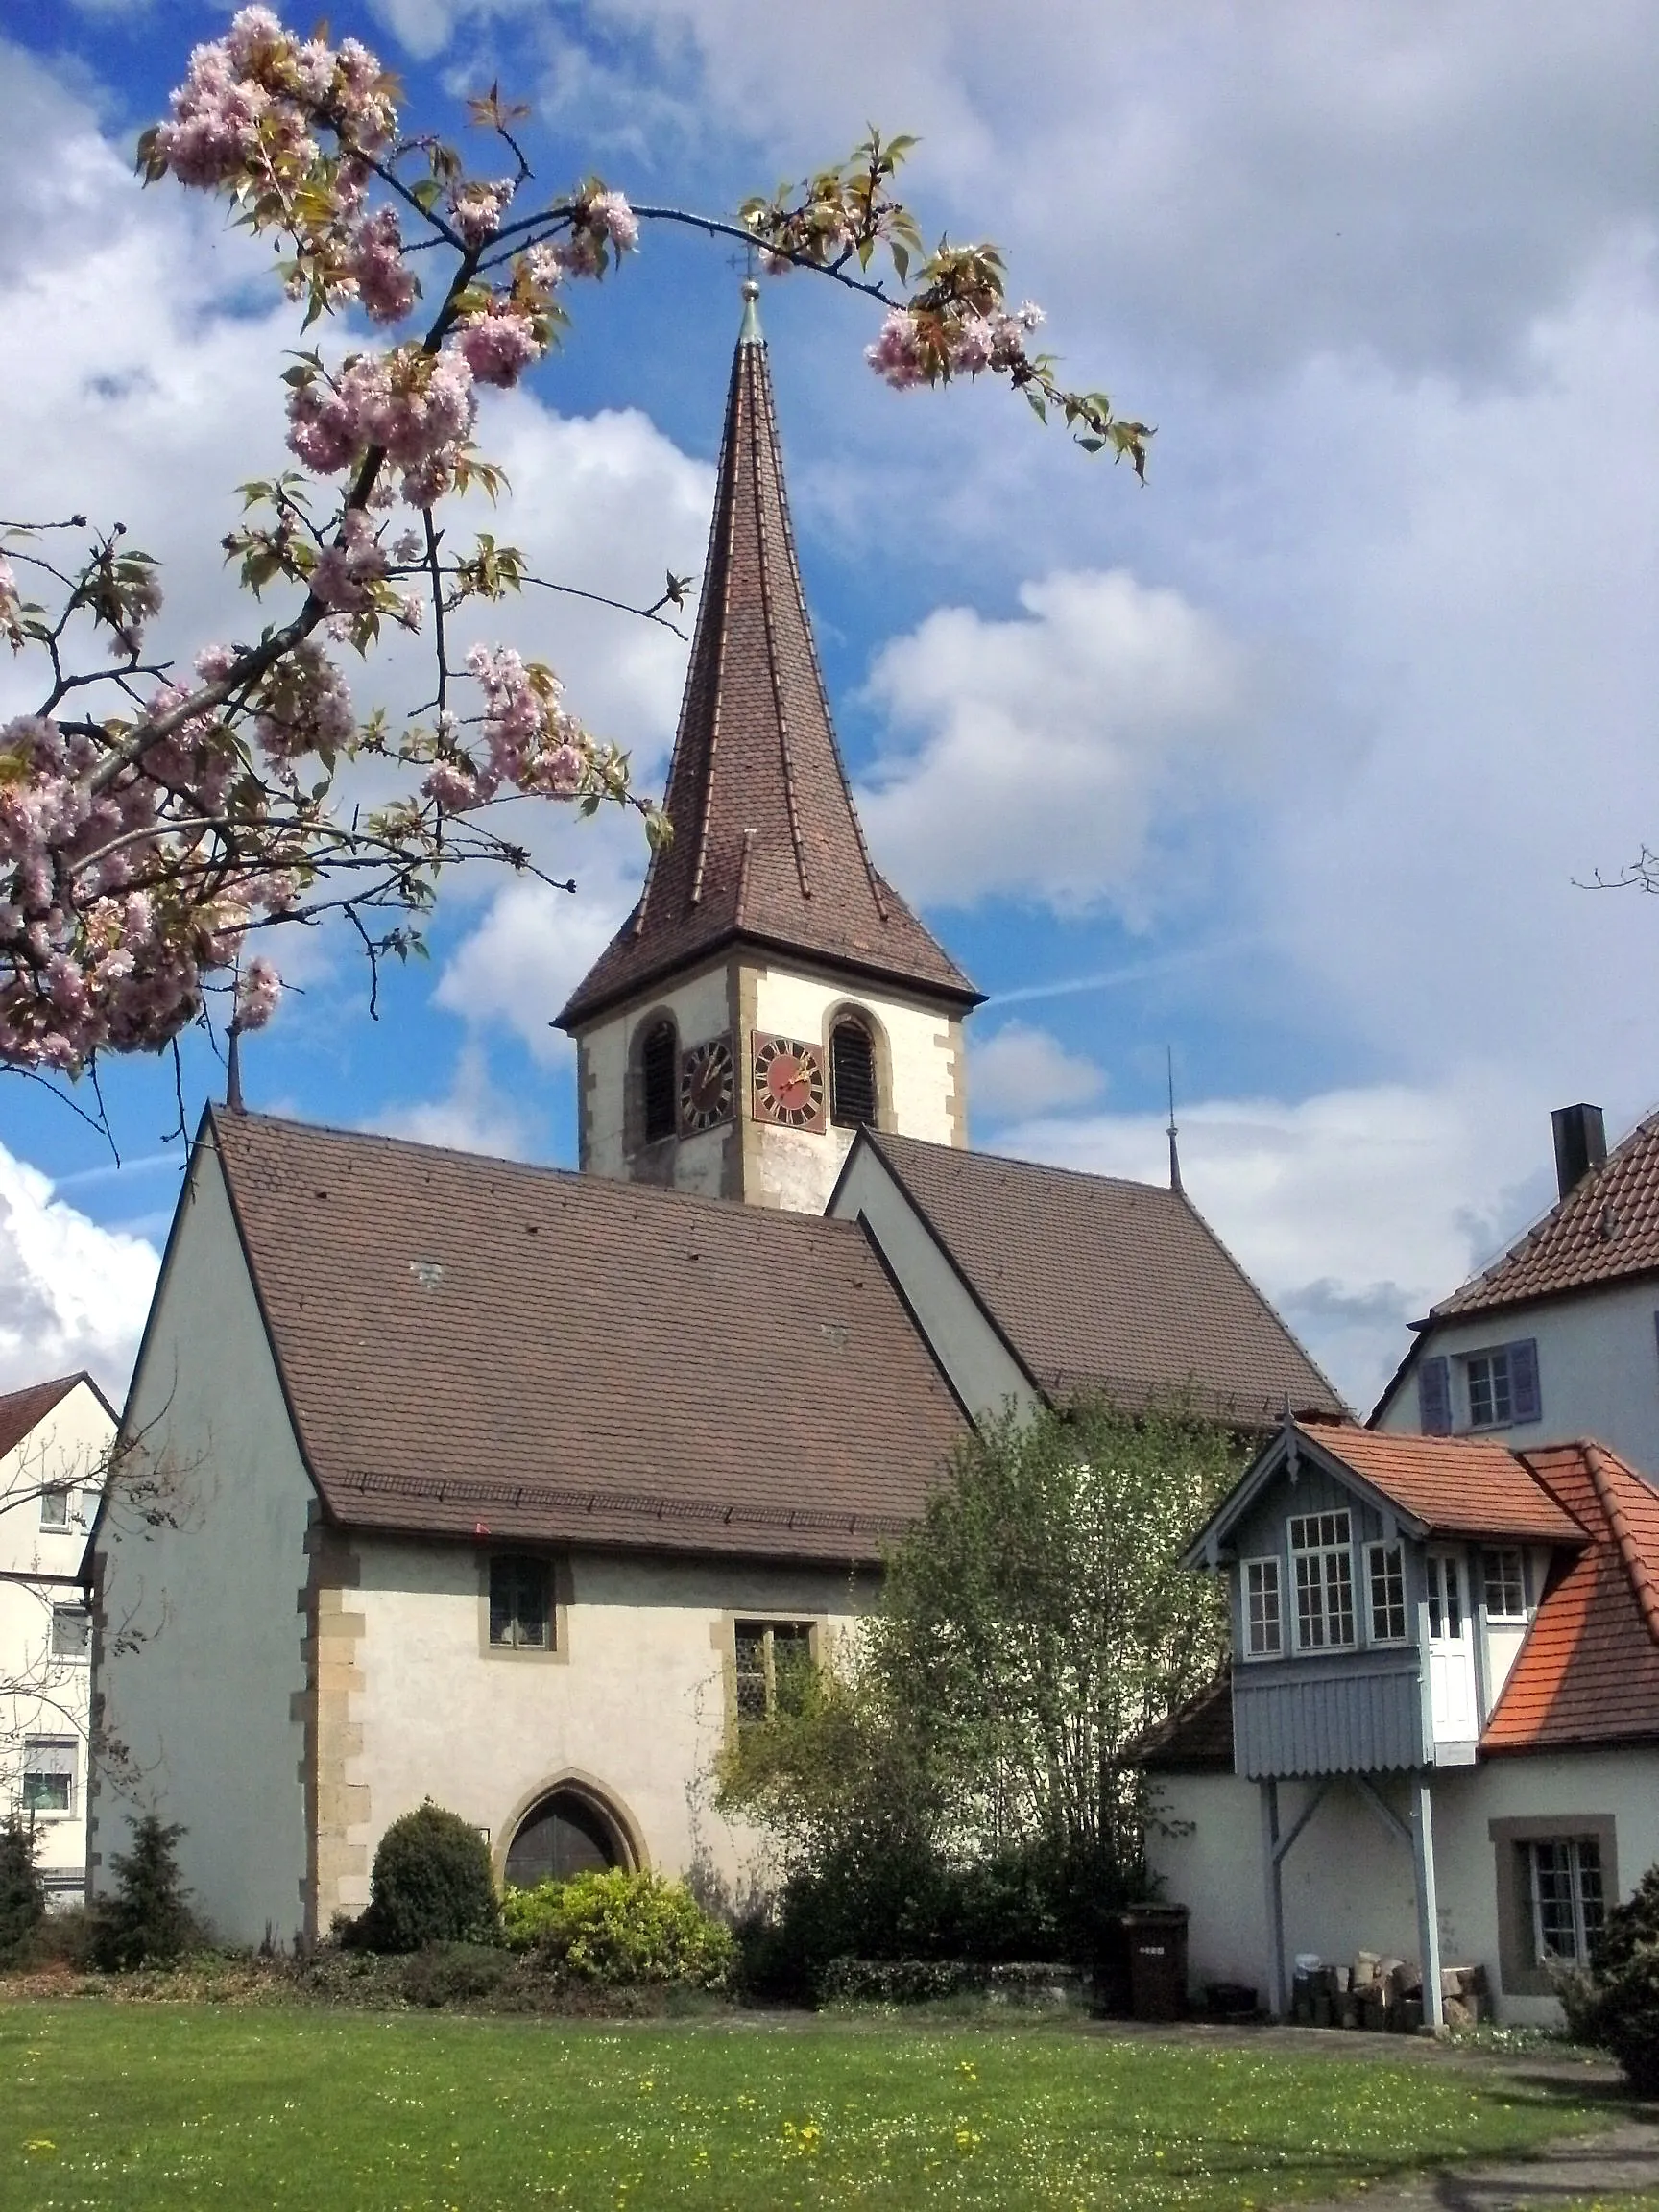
[399,1941,515,2008]
[90,1815,197,1970]
[501,1870,733,1987]
[353,1802,498,1955]
[0,1815,47,1962]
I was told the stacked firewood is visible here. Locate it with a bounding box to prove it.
[1290,1953,1489,2031]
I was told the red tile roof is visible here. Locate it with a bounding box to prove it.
[557,297,977,1031]
[1309,1426,1587,1544]
[208,1110,968,1563]
[1483,1442,1659,1751]
[1432,1109,1659,1320]
[0,1372,94,1463]
[869,1133,1347,1425]
[1136,1676,1235,1772]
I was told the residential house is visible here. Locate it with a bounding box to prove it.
[1144,1418,1659,2026]
[0,1372,115,1904]
[1375,1103,1659,1478]
[91,283,1343,1952]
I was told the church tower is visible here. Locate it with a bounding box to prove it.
[556,282,981,1213]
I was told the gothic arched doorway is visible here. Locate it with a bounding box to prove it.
[502,1786,631,1888]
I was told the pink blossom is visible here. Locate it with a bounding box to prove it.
[252,638,354,759]
[451,180,515,249]
[235,954,282,1030]
[588,190,637,252]
[346,207,417,324]
[523,244,565,290]
[422,759,480,810]
[865,307,929,390]
[310,508,388,612]
[456,305,541,389]
[950,314,996,374]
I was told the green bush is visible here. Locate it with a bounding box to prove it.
[0,1815,47,1962]
[1566,1863,1659,2094]
[399,1941,515,2008]
[501,1869,733,1987]
[90,1815,198,1970]
[352,1802,498,1955]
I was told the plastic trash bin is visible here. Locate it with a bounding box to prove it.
[1121,1905,1190,2021]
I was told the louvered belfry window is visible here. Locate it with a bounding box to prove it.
[830,1019,878,1129]
[640,1019,678,1142]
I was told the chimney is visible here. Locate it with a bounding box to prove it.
[1551,1102,1606,1201]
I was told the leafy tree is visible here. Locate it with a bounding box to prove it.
[719,1396,1242,1974]
[90,1814,197,1969]
[351,1800,498,1953]
[1,9,1147,1101]
[1560,1860,1659,2093]
[0,1814,47,1961]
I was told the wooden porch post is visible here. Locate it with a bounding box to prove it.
[1410,1771,1444,2030]
[1259,1777,1286,2020]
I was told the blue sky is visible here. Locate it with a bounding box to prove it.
[2,0,1657,1409]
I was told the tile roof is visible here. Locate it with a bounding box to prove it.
[208,1110,967,1563]
[0,1372,93,1463]
[557,294,978,1031]
[1135,1676,1235,1772]
[1307,1426,1587,1544]
[868,1132,1348,1425]
[1482,1442,1659,1752]
[1431,1108,1659,1320]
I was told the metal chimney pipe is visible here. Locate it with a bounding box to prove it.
[1551,1103,1606,1201]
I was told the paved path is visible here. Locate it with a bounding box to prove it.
[1301,2116,1659,2206]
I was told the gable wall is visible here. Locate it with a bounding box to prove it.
[91,1141,315,1949]
[1378,1279,1659,1476]
[343,1538,875,1909]
[829,1143,1037,1422]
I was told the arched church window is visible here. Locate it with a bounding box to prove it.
[640,1018,678,1142]
[504,1788,626,1888]
[830,1017,878,1129]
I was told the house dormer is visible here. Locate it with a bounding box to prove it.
[1184,1421,1587,1777]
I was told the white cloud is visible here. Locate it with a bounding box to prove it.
[858,570,1262,913]
[0,1140,160,1400]
[970,1021,1105,1123]
[987,1072,1561,1414]
[368,1041,541,1159]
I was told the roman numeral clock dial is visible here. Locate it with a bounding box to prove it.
[751,1033,827,1132]
[679,1034,735,1134]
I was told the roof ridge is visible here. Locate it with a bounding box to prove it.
[1583,1441,1659,1647]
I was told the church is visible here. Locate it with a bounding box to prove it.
[88,286,1342,1950]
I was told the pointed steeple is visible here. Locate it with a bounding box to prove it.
[556,283,979,1031]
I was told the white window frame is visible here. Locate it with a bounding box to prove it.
[38,1485,70,1530]
[20,1738,77,1819]
[1242,1556,1283,1659]
[1366,1541,1407,1644]
[1527,1837,1605,1966]
[1288,1509,1357,1652]
[1482,1548,1527,1622]
[1465,1348,1514,1430]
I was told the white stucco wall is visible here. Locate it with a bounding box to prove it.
[1,1378,115,1897]
[830,1142,1035,1422]
[342,1538,874,1911]
[578,959,733,1197]
[92,1142,316,1949]
[1150,1748,1659,2024]
[1378,1280,1659,1478]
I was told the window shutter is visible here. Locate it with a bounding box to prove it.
[1509,1337,1541,1423]
[1418,1354,1452,1435]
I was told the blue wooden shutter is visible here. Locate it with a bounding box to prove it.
[1418,1354,1452,1435]
[1508,1337,1541,1423]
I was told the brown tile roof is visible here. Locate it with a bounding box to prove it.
[557,295,978,1031]
[1307,1426,1587,1544]
[1135,1676,1235,1772]
[867,1132,1348,1425]
[207,1110,967,1562]
[1483,1442,1659,1752]
[1431,1108,1659,1320]
[0,1372,95,1463]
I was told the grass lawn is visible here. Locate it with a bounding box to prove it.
[0,2000,1628,2211]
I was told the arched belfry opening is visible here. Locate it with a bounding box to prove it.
[639,1016,678,1144]
[502,1784,634,1888]
[830,1016,878,1129]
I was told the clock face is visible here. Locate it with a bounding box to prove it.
[751,1032,828,1131]
[679,1034,735,1134]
